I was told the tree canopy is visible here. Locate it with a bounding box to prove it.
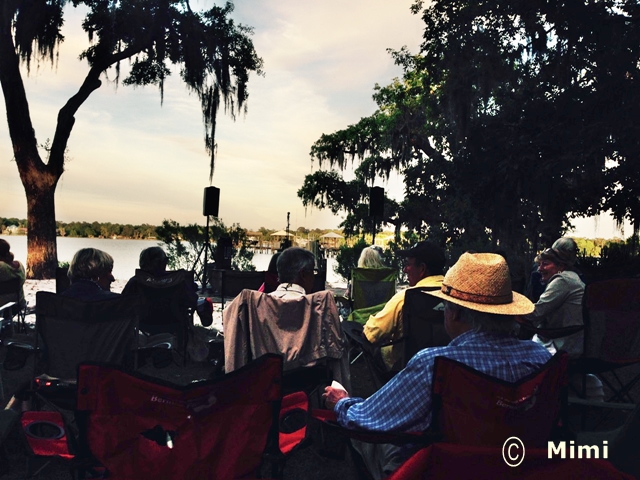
[0,0,262,277]
[299,0,640,258]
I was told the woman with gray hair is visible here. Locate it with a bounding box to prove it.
[63,248,118,300]
[523,237,584,357]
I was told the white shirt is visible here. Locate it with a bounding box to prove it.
[269,283,306,300]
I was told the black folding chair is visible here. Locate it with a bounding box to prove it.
[343,286,448,390]
[125,269,196,365]
[0,277,27,333]
[571,278,640,403]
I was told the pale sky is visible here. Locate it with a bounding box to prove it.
[0,1,631,239]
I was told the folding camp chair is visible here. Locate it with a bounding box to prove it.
[430,352,568,447]
[570,278,640,403]
[386,443,633,480]
[7,292,142,407]
[32,291,141,381]
[75,354,305,479]
[313,352,569,479]
[126,269,196,365]
[0,276,27,333]
[336,268,397,323]
[342,286,448,390]
[208,268,266,309]
[224,289,350,392]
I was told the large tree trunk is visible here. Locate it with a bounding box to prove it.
[0,12,61,279]
[24,172,59,278]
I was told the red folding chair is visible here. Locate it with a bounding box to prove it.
[312,352,569,478]
[431,352,568,448]
[75,354,305,479]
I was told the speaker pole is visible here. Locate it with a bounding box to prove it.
[372,217,377,246]
[202,214,210,290]
[369,186,384,247]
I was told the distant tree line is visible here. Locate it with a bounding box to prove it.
[0,217,157,240]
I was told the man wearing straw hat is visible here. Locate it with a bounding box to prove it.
[324,253,551,479]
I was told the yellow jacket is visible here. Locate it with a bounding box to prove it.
[363,275,444,371]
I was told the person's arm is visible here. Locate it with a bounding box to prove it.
[362,291,405,345]
[329,353,435,433]
[523,275,570,326]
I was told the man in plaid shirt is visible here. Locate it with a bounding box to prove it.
[324,253,552,479]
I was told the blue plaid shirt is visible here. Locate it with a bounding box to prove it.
[335,330,552,433]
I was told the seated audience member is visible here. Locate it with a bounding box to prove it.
[63,248,119,300]
[122,246,211,327]
[0,239,26,312]
[363,241,446,371]
[270,247,317,298]
[523,237,584,357]
[359,246,386,269]
[224,246,350,389]
[258,252,280,294]
[345,246,387,299]
[323,253,551,479]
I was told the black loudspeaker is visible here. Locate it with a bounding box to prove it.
[203,186,220,217]
[369,186,385,217]
[215,236,233,270]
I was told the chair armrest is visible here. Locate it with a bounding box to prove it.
[310,408,442,446]
[516,318,584,339]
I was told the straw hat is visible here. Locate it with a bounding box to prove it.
[426,253,534,315]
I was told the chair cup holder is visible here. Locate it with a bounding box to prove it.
[3,343,34,371]
[24,421,66,440]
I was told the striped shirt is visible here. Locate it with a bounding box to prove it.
[335,330,551,433]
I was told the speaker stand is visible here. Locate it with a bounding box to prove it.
[192,215,216,292]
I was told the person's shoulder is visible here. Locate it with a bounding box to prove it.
[549,270,583,289]
[415,275,444,289]
[515,337,553,360]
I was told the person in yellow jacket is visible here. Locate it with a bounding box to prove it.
[363,241,446,371]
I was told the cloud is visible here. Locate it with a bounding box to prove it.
[0,1,449,232]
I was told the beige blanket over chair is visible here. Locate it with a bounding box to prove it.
[223,289,350,391]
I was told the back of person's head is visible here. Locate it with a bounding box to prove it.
[139,247,168,275]
[277,247,315,284]
[0,239,10,260]
[267,252,281,274]
[68,248,114,282]
[398,240,446,275]
[358,246,385,269]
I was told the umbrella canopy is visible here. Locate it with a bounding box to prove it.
[320,232,344,239]
[271,230,295,238]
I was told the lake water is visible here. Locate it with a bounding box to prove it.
[1,235,346,286]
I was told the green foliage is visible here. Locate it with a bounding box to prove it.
[301,0,640,258]
[155,218,255,272]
